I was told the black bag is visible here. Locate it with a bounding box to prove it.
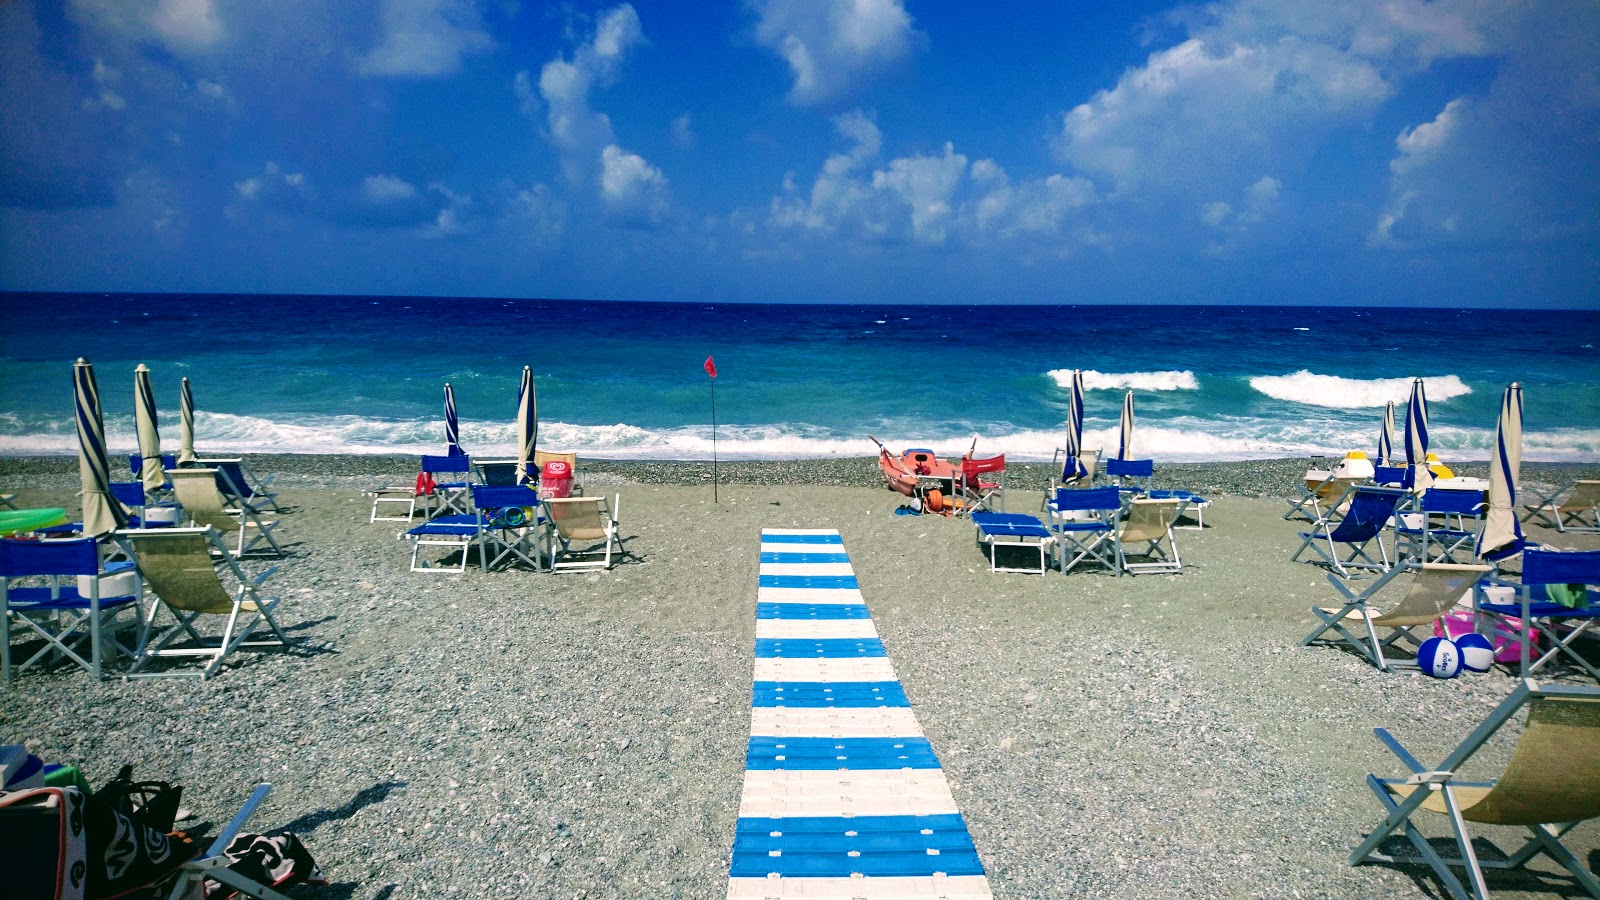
[93,764,184,833]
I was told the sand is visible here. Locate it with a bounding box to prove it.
[2,456,1598,899]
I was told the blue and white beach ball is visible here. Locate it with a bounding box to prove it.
[1454,633,1496,674]
[1417,637,1461,679]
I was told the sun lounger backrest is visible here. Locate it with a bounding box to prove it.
[533,451,576,469]
[1421,488,1485,516]
[1373,563,1489,627]
[1561,481,1600,510]
[126,529,235,613]
[1520,549,1600,586]
[1105,458,1154,478]
[1121,498,1179,542]
[1330,487,1403,540]
[169,469,235,531]
[1463,693,1600,826]
[547,497,608,540]
[0,537,100,577]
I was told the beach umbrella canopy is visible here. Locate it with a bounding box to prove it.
[515,366,538,485]
[134,363,165,494]
[178,376,198,466]
[444,382,463,456]
[1117,389,1135,461]
[1063,369,1088,479]
[1404,377,1432,491]
[1479,382,1524,562]
[1378,401,1396,465]
[75,358,128,537]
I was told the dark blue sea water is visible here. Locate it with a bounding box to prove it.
[1,293,1596,462]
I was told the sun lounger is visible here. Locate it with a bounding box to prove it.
[169,468,284,559]
[1291,485,1404,577]
[1116,498,1184,575]
[970,511,1053,574]
[542,495,621,571]
[1521,479,1600,533]
[1303,562,1490,671]
[1350,679,1600,899]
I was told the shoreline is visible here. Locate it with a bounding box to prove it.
[2,453,1596,497]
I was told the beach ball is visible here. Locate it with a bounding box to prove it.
[1454,633,1496,674]
[1417,637,1461,679]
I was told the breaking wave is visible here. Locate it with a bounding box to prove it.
[1249,372,1471,409]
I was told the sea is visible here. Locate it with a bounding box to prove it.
[1,293,1596,463]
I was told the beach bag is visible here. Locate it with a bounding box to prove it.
[204,832,325,900]
[1434,610,1532,665]
[93,764,183,832]
[540,460,573,499]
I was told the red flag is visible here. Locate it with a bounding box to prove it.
[704,355,717,378]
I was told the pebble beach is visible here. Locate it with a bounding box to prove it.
[3,454,1599,899]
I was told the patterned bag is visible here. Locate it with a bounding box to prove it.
[0,785,199,900]
[205,832,326,900]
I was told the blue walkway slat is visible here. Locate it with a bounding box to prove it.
[759,574,860,589]
[751,681,909,708]
[754,637,887,658]
[761,533,844,545]
[759,551,853,564]
[730,848,985,879]
[745,736,941,770]
[755,603,870,620]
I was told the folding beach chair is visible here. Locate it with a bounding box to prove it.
[1373,465,1413,489]
[1477,548,1600,680]
[470,484,544,570]
[0,493,16,510]
[954,453,1006,516]
[542,495,621,572]
[1350,679,1600,900]
[0,537,142,681]
[1104,457,1153,496]
[169,468,284,558]
[121,527,290,680]
[199,458,281,512]
[475,460,520,487]
[1395,489,1486,564]
[160,783,298,900]
[1044,486,1122,575]
[970,511,1052,574]
[1115,497,1184,575]
[420,453,475,514]
[1291,485,1405,578]
[127,453,177,480]
[1303,562,1490,671]
[1521,479,1600,533]
[1285,473,1368,524]
[109,481,182,528]
[1146,488,1211,530]
[1047,447,1099,494]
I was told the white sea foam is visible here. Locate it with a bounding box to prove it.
[1046,370,1199,392]
[2,410,1595,462]
[1249,371,1471,409]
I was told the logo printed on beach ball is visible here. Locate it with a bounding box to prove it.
[1454,633,1496,673]
[1417,637,1461,679]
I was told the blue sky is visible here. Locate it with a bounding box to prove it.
[1,0,1595,307]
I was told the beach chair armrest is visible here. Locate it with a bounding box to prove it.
[1374,727,1427,774]
[1403,770,1456,786]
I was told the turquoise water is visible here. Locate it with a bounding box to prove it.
[1,293,1596,462]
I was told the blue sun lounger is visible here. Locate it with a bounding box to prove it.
[1292,485,1404,577]
[969,511,1053,574]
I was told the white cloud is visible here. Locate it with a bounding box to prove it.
[751,0,922,105]
[84,58,126,111]
[1202,176,1280,232]
[771,111,1095,246]
[1392,98,1465,175]
[363,174,419,202]
[599,144,669,226]
[1058,37,1389,194]
[672,114,695,148]
[152,0,222,50]
[536,4,645,182]
[358,0,493,78]
[1370,99,1467,246]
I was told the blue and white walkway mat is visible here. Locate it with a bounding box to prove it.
[727,528,993,900]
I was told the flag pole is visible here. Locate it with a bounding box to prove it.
[705,354,719,504]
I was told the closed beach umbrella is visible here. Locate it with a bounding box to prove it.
[134,363,165,495]
[1063,369,1087,479]
[1117,389,1135,461]
[1404,377,1431,491]
[178,376,198,466]
[1479,382,1524,562]
[444,382,463,456]
[515,366,538,485]
[74,358,128,537]
[1378,401,1395,465]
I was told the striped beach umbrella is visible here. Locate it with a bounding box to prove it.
[515,366,538,485]
[177,376,198,466]
[74,358,128,537]
[444,382,463,456]
[134,363,165,495]
[1479,382,1524,562]
[1378,401,1396,466]
[1117,389,1135,461]
[1063,369,1087,479]
[1404,377,1432,491]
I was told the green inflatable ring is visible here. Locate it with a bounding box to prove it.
[0,507,70,537]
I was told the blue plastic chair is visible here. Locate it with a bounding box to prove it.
[1104,457,1154,494]
[1478,549,1600,679]
[1045,486,1123,574]
[1292,485,1405,577]
[406,483,543,573]
[420,453,475,515]
[0,537,141,681]
[1395,488,1484,564]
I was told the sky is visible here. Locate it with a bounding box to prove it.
[1,0,1596,307]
